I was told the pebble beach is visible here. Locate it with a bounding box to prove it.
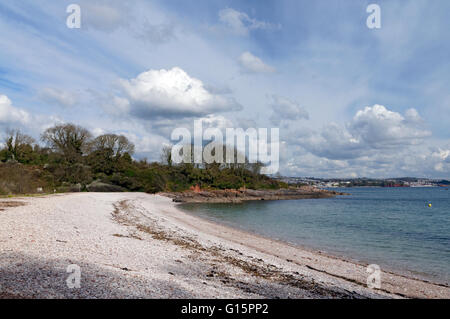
[0,193,448,299]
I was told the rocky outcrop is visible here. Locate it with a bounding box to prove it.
[162,187,346,203]
[86,181,125,193]
[70,183,82,192]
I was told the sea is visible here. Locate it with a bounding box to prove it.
[180,187,450,284]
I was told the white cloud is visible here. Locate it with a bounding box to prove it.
[239,52,276,74]
[269,95,309,125]
[124,131,168,161]
[0,94,30,125]
[349,105,431,148]
[432,148,450,161]
[279,142,450,179]
[430,147,450,173]
[298,105,431,160]
[299,123,364,160]
[404,108,422,123]
[91,127,106,137]
[218,8,281,36]
[0,95,64,138]
[118,67,242,118]
[39,88,78,108]
[199,114,234,130]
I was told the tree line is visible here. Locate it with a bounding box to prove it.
[0,124,285,195]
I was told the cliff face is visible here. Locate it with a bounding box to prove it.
[161,187,346,203]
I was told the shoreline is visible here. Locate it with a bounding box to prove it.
[167,198,449,298]
[0,193,448,299]
[178,201,449,288]
[161,187,345,203]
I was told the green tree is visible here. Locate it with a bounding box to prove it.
[3,129,36,163]
[87,134,135,174]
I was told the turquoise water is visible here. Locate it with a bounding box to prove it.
[180,187,450,284]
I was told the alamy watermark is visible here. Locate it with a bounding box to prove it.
[366,4,381,29]
[66,264,81,289]
[66,4,382,30]
[170,120,280,174]
[366,264,381,289]
[66,4,81,29]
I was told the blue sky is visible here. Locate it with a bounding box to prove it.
[0,0,449,178]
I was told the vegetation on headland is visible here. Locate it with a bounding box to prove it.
[0,124,287,195]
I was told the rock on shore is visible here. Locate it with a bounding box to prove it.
[162,187,345,203]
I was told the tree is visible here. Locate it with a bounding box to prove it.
[160,145,173,166]
[89,134,135,159]
[87,134,135,174]
[3,129,36,163]
[249,161,265,175]
[41,124,92,163]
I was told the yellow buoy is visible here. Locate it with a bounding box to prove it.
[428,203,432,208]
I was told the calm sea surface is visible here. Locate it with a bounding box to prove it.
[180,187,450,284]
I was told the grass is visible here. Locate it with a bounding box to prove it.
[0,193,53,199]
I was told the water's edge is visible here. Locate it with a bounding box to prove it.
[179,188,450,286]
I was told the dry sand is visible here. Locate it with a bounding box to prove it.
[0,193,448,299]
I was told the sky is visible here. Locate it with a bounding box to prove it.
[0,0,449,178]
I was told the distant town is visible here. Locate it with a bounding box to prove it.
[276,177,450,188]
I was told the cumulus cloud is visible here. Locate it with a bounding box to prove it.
[0,94,30,125]
[348,105,431,148]
[118,67,242,118]
[239,52,276,74]
[0,95,64,139]
[299,105,431,160]
[299,123,363,160]
[430,147,450,173]
[218,8,281,36]
[269,95,309,126]
[39,88,78,108]
[279,141,450,179]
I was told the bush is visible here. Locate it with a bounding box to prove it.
[0,163,51,194]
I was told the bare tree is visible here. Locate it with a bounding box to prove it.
[41,123,92,163]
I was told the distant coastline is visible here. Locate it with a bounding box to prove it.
[277,177,450,188]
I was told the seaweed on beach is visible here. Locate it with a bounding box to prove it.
[0,201,26,211]
[111,199,364,299]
